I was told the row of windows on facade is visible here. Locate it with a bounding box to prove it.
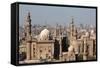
[33,47,51,58]
[33,48,51,53]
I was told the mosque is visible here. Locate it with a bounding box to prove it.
[19,12,96,63]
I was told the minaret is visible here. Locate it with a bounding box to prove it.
[69,17,75,46]
[70,17,74,39]
[73,26,77,40]
[54,24,57,39]
[70,17,77,40]
[24,12,32,60]
[24,12,32,38]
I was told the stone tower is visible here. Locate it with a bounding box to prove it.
[70,18,77,40]
[24,12,32,60]
[69,18,78,60]
[70,17,74,39]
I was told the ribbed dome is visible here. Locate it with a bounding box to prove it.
[39,29,50,40]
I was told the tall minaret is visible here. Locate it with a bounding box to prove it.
[24,12,32,39]
[70,17,74,39]
[70,17,77,40]
[54,24,58,38]
[24,12,32,60]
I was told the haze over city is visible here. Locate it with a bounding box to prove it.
[19,4,96,27]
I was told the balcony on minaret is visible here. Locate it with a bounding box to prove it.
[24,12,32,42]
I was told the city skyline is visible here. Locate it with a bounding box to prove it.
[19,12,96,63]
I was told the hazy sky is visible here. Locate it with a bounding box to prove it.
[19,4,96,27]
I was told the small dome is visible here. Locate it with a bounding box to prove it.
[90,30,94,35]
[85,32,89,37]
[62,31,67,37]
[39,29,50,40]
[68,46,74,52]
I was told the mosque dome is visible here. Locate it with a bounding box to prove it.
[90,29,94,35]
[62,31,67,37]
[85,31,89,37]
[68,46,74,52]
[39,29,50,40]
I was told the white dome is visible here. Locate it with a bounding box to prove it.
[39,29,50,40]
[90,30,94,35]
[68,46,74,52]
[85,32,89,37]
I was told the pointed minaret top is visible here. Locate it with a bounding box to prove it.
[28,12,30,17]
[71,16,74,24]
[26,12,31,22]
